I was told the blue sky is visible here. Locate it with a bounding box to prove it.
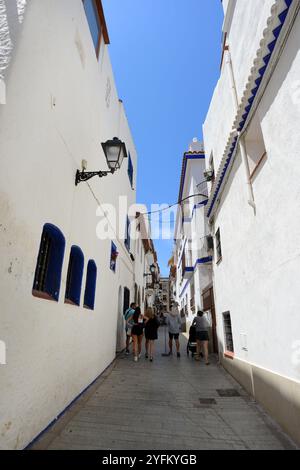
[102,0,224,276]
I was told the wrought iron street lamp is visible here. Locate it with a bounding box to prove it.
[143,264,156,277]
[75,137,128,185]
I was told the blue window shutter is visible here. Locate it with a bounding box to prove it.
[84,260,97,310]
[33,223,65,301]
[65,246,84,306]
[125,216,130,251]
[128,153,133,187]
[110,242,118,272]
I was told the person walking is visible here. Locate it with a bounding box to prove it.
[192,310,210,365]
[124,302,136,355]
[131,307,144,362]
[144,307,160,362]
[166,302,182,357]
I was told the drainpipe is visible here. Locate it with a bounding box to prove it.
[225,49,256,213]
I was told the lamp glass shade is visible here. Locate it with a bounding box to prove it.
[150,264,156,274]
[102,137,127,172]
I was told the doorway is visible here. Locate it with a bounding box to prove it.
[123,287,130,314]
[202,285,218,354]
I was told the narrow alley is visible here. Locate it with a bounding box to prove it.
[30,331,296,451]
[1,0,300,454]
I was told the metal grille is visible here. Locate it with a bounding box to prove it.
[215,228,222,261]
[33,232,52,292]
[223,311,234,353]
[216,389,240,397]
[199,398,217,405]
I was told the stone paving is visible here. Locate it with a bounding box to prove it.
[31,328,297,450]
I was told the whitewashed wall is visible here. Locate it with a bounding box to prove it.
[0,0,139,449]
[203,68,236,171]
[204,5,300,383]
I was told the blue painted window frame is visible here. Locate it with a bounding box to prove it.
[82,0,102,56]
[65,246,84,306]
[32,224,65,302]
[84,260,97,310]
[124,216,131,252]
[110,242,118,272]
[128,152,134,188]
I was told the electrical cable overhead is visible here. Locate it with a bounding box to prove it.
[140,180,209,216]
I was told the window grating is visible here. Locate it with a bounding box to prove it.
[215,228,222,262]
[34,232,51,293]
[32,224,65,301]
[223,311,234,353]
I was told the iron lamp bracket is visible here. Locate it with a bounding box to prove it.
[75,169,114,186]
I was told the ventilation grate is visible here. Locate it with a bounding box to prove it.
[199,398,217,405]
[216,389,240,397]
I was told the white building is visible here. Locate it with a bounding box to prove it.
[0,0,145,450]
[172,139,217,345]
[159,277,171,313]
[203,0,300,445]
[115,211,160,351]
[133,212,160,311]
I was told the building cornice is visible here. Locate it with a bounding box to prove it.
[174,151,206,240]
[178,152,205,204]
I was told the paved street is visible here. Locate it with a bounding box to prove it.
[30,329,296,450]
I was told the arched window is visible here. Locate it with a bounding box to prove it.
[110,242,118,272]
[128,152,134,187]
[84,260,97,310]
[32,224,65,301]
[65,246,84,306]
[124,216,131,252]
[123,287,130,314]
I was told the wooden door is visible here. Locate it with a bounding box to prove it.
[202,286,218,354]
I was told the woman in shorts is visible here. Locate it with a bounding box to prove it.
[144,307,160,362]
[131,307,144,362]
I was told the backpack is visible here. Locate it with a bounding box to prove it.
[124,308,134,322]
